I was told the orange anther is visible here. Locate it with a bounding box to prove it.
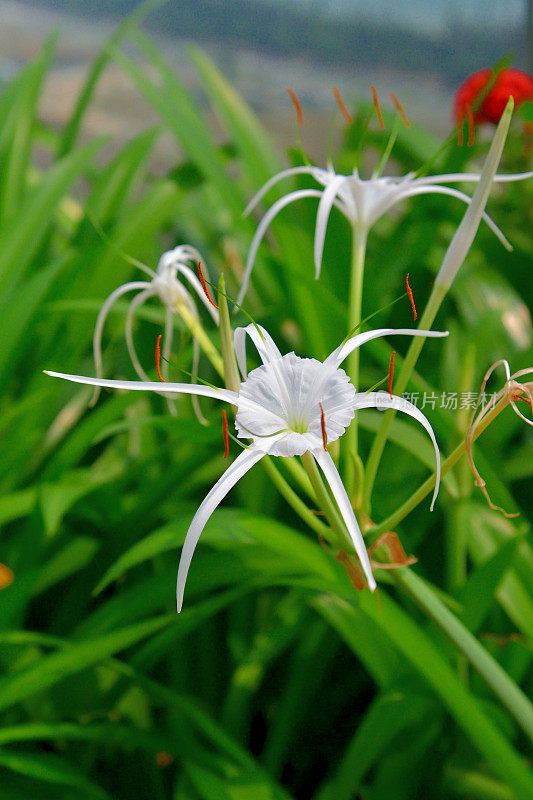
[406,273,417,321]
[197,262,219,310]
[390,92,410,128]
[332,87,353,124]
[222,409,229,458]
[286,87,303,125]
[155,334,166,382]
[319,402,328,452]
[388,351,395,398]
[371,86,385,129]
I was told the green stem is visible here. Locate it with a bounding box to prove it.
[344,226,367,496]
[301,452,350,551]
[365,395,509,544]
[175,300,225,379]
[261,457,331,541]
[364,281,447,512]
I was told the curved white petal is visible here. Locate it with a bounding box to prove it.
[327,328,449,368]
[175,263,220,323]
[176,447,264,611]
[190,336,209,426]
[125,288,156,383]
[233,323,283,379]
[163,306,178,417]
[411,171,533,186]
[45,371,239,404]
[394,185,512,250]
[313,448,376,591]
[314,174,351,278]
[90,281,151,406]
[243,165,321,216]
[355,391,441,510]
[237,188,324,307]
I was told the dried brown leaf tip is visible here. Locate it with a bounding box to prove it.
[466,359,533,517]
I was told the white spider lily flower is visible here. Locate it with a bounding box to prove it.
[237,156,533,305]
[46,323,447,611]
[91,245,219,417]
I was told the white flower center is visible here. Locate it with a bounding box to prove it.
[235,353,356,457]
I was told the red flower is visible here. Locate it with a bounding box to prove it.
[454,68,533,125]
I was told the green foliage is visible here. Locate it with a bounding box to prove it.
[0,16,532,800]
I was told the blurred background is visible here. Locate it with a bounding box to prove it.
[1,0,531,160]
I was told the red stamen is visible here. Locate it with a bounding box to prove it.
[197,262,219,310]
[406,273,417,321]
[390,92,410,128]
[371,86,385,129]
[465,103,475,146]
[457,107,464,147]
[319,402,328,452]
[332,87,353,124]
[286,87,303,125]
[155,334,166,382]
[388,351,395,398]
[222,409,229,458]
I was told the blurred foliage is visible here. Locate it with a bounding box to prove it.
[0,11,532,800]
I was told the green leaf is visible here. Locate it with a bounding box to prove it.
[0,615,173,714]
[0,749,109,799]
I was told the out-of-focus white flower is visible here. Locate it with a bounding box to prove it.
[47,323,447,611]
[91,245,219,416]
[237,106,532,305]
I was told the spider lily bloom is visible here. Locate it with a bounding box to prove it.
[455,68,533,125]
[91,245,219,417]
[237,156,533,307]
[46,323,447,611]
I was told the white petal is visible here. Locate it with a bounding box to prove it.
[45,371,238,404]
[176,447,264,611]
[411,171,533,186]
[243,165,321,216]
[233,323,283,379]
[394,185,512,250]
[175,263,219,323]
[163,306,178,417]
[237,189,323,306]
[313,448,376,590]
[436,98,514,291]
[314,174,351,278]
[327,327,449,368]
[125,288,156,383]
[355,391,441,510]
[90,281,151,406]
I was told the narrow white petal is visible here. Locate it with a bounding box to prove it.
[411,171,533,186]
[125,288,155,383]
[233,323,283,378]
[45,371,238,403]
[190,336,209,426]
[90,281,151,406]
[355,392,441,510]
[327,328,449,368]
[436,98,514,291]
[163,307,178,417]
[176,448,264,611]
[237,189,323,306]
[175,263,219,323]
[243,165,320,216]
[314,174,350,278]
[395,185,512,250]
[313,449,376,590]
